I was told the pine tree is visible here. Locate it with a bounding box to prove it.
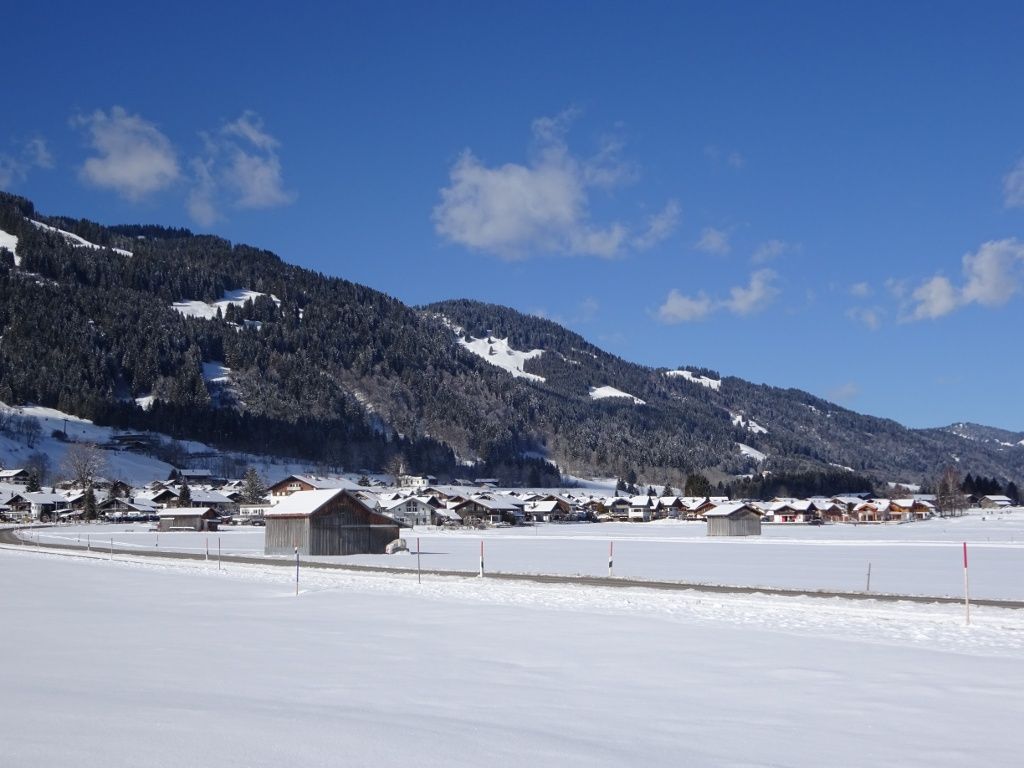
[178,477,192,507]
[685,472,712,497]
[662,484,674,497]
[26,468,41,493]
[83,484,97,521]
[241,467,267,503]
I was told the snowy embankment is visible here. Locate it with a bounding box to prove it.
[0,545,1021,768]
[31,219,134,257]
[457,334,545,381]
[32,513,1024,600]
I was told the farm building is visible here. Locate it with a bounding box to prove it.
[705,503,762,536]
[265,489,403,556]
[156,507,219,532]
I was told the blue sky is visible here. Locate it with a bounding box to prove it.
[3,1,1024,430]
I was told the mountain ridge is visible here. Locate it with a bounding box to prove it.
[1,190,1021,488]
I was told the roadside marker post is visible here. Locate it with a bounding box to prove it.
[866,562,872,592]
[608,541,614,578]
[479,540,485,577]
[963,542,971,626]
[205,537,209,562]
[109,537,113,561]
[87,534,90,552]
[218,537,222,571]
[417,537,422,585]
[295,546,299,596]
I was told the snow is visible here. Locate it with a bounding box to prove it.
[201,361,232,384]
[171,289,280,321]
[730,411,768,434]
[0,227,19,266]
[1,543,1021,768]
[30,219,133,257]
[458,334,545,382]
[134,395,155,411]
[589,385,645,405]
[738,442,766,462]
[34,512,1024,600]
[665,369,722,391]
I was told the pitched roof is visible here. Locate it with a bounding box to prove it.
[265,488,346,517]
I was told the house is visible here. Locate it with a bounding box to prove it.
[452,495,523,526]
[156,507,219,532]
[268,474,360,497]
[397,474,437,489]
[979,495,1013,509]
[380,496,435,526]
[627,495,653,522]
[0,468,31,485]
[705,503,762,536]
[169,468,216,484]
[22,491,67,521]
[264,489,403,556]
[524,497,574,522]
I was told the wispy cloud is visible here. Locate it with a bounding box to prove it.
[186,111,293,224]
[704,145,745,170]
[633,199,680,250]
[656,270,780,324]
[904,239,1024,320]
[74,107,180,199]
[827,382,860,404]
[695,226,730,255]
[847,305,883,330]
[0,137,55,188]
[434,110,670,259]
[751,239,791,264]
[657,289,714,323]
[1004,157,1024,208]
[849,281,871,297]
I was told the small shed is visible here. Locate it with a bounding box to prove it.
[157,507,219,532]
[705,503,762,537]
[265,489,403,556]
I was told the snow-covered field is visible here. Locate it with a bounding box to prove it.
[1,543,1021,767]
[31,512,1024,599]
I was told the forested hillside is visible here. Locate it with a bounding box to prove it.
[1,191,1021,488]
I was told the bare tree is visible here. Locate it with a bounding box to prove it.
[61,443,108,489]
[936,465,965,517]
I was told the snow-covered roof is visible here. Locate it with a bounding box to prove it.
[704,503,758,518]
[156,507,214,518]
[265,489,346,517]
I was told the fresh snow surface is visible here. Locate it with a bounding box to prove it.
[1,545,1022,768]
[0,401,323,486]
[730,411,768,434]
[201,361,232,384]
[458,334,545,381]
[30,219,133,257]
[665,369,722,391]
[134,395,155,411]
[34,512,1024,600]
[589,385,645,405]
[171,289,280,321]
[738,442,767,462]
[0,227,19,266]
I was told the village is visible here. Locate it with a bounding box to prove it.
[3,462,1018,556]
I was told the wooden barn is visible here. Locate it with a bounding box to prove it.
[705,503,762,537]
[265,489,403,556]
[156,507,219,532]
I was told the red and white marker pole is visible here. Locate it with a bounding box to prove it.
[608,541,614,577]
[479,540,485,577]
[963,542,971,626]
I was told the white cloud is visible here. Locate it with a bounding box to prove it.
[909,275,959,320]
[884,277,907,298]
[657,270,780,324]
[0,137,55,187]
[752,239,789,263]
[434,110,652,259]
[723,269,778,315]
[905,239,1024,321]
[849,281,871,297]
[186,158,219,227]
[827,382,860,404]
[633,199,680,250]
[657,289,714,323]
[695,227,730,255]
[704,145,745,170]
[185,111,293,224]
[726,151,745,169]
[75,107,180,199]
[960,239,1023,306]
[847,306,882,330]
[1004,157,1024,208]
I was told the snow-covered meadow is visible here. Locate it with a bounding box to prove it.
[30,512,1024,600]
[1,542,1021,768]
